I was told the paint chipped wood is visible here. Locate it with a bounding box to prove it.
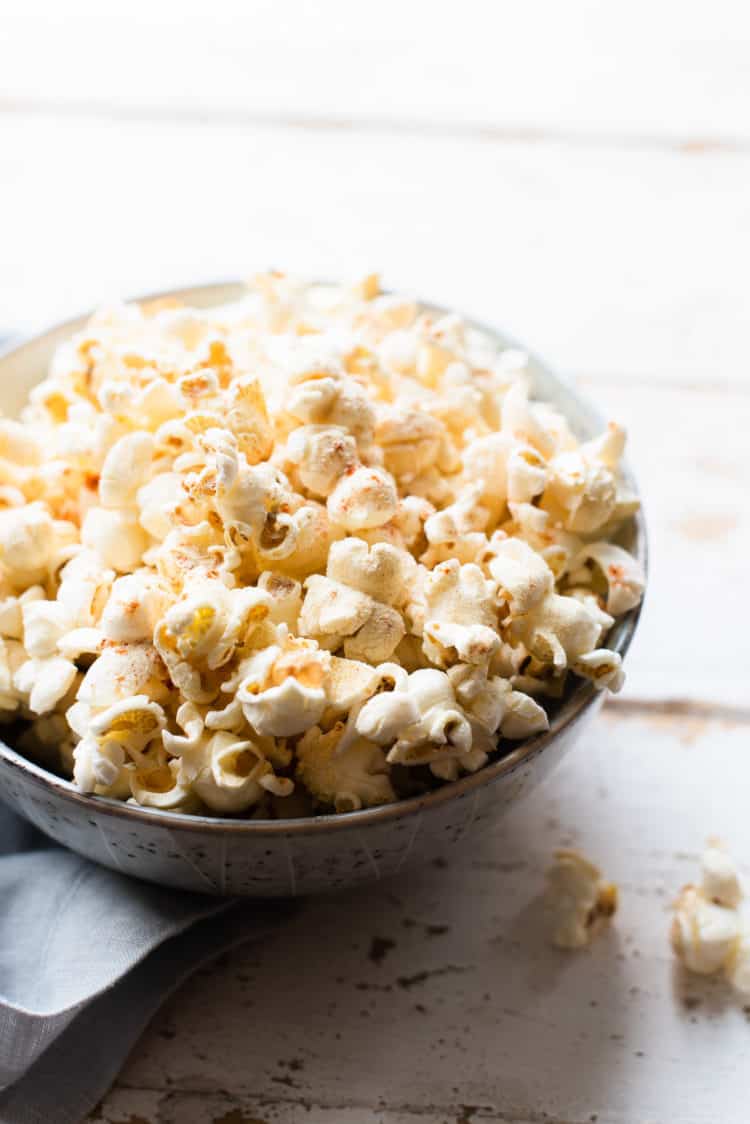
[86,710,750,1124]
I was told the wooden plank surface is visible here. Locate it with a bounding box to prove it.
[3,1,750,142]
[90,707,750,1124]
[2,116,749,388]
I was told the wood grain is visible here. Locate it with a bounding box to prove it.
[89,708,750,1124]
[2,115,749,389]
[3,1,750,142]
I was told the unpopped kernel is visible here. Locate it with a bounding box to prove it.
[0,274,644,816]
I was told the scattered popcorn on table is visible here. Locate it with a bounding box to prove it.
[0,274,644,816]
[547,849,619,949]
[671,843,750,995]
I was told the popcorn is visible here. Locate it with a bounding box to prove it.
[299,574,405,664]
[154,580,270,701]
[295,724,395,812]
[14,655,78,715]
[257,571,303,629]
[488,537,554,615]
[547,849,619,949]
[573,542,646,616]
[326,538,411,606]
[509,592,604,674]
[357,668,475,768]
[374,407,445,479]
[542,452,617,534]
[0,637,29,713]
[3,274,642,817]
[101,572,169,643]
[671,844,750,994]
[99,431,154,508]
[82,506,150,572]
[0,503,76,588]
[420,560,499,667]
[327,466,398,531]
[282,425,358,498]
[191,730,292,813]
[236,629,330,736]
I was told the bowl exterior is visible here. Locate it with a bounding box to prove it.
[0,695,600,896]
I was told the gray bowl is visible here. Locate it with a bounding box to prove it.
[0,283,646,896]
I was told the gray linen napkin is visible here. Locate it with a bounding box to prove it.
[0,805,295,1124]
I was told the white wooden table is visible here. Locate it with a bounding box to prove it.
[2,4,749,1120]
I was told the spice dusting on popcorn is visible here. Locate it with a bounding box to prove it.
[0,274,644,816]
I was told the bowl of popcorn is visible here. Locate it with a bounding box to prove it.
[0,275,645,895]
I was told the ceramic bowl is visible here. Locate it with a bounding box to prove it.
[0,283,646,896]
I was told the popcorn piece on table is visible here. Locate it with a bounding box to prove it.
[546,849,619,949]
[671,842,750,995]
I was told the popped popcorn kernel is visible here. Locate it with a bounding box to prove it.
[547,849,619,949]
[671,843,750,995]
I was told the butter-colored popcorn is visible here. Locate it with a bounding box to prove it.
[129,756,198,811]
[299,574,405,664]
[236,628,330,736]
[282,425,358,498]
[701,843,743,909]
[136,471,183,539]
[506,443,548,504]
[191,730,292,813]
[547,849,619,949]
[154,580,270,701]
[510,592,604,674]
[671,844,749,990]
[499,689,550,739]
[56,550,115,629]
[420,560,499,667]
[285,370,376,444]
[326,537,412,606]
[99,431,155,509]
[423,483,489,546]
[357,668,475,768]
[71,693,167,794]
[295,723,394,812]
[0,586,45,642]
[488,537,554,616]
[327,466,398,531]
[0,503,77,588]
[82,506,151,572]
[542,451,617,534]
[0,637,29,713]
[374,406,445,479]
[573,542,646,616]
[2,274,641,816]
[572,649,625,692]
[100,572,169,643]
[76,642,170,709]
[257,571,303,629]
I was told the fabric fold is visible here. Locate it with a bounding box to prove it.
[0,804,296,1123]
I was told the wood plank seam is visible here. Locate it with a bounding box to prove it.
[2,97,749,157]
[606,698,750,724]
[110,1083,588,1123]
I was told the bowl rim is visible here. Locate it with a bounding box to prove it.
[0,280,647,838]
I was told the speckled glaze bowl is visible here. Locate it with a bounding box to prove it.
[0,283,646,896]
